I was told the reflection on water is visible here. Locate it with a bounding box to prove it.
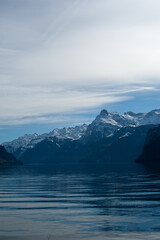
[0,163,160,240]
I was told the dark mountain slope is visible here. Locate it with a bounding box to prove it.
[18,125,153,165]
[7,109,160,165]
[18,137,86,164]
[136,125,160,164]
[0,145,21,165]
[82,125,154,164]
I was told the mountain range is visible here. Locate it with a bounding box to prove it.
[3,124,87,154]
[2,109,160,165]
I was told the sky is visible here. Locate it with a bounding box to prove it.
[1,0,160,143]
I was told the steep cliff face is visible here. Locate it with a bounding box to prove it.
[136,125,160,164]
[0,145,21,165]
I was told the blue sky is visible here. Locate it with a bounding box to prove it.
[0,0,160,143]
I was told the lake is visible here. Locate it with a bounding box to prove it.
[0,163,160,240]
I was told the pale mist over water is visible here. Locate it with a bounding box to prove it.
[0,163,160,240]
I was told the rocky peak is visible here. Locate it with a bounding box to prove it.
[100,109,108,116]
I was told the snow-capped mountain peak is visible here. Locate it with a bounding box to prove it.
[3,109,160,154]
[84,109,160,140]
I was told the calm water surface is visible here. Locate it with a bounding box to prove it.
[0,164,160,240]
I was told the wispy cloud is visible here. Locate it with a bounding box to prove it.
[0,84,132,125]
[0,0,160,126]
[1,83,158,125]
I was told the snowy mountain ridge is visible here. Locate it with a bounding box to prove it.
[3,109,160,153]
[3,124,88,153]
[84,109,160,140]
[94,109,160,127]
